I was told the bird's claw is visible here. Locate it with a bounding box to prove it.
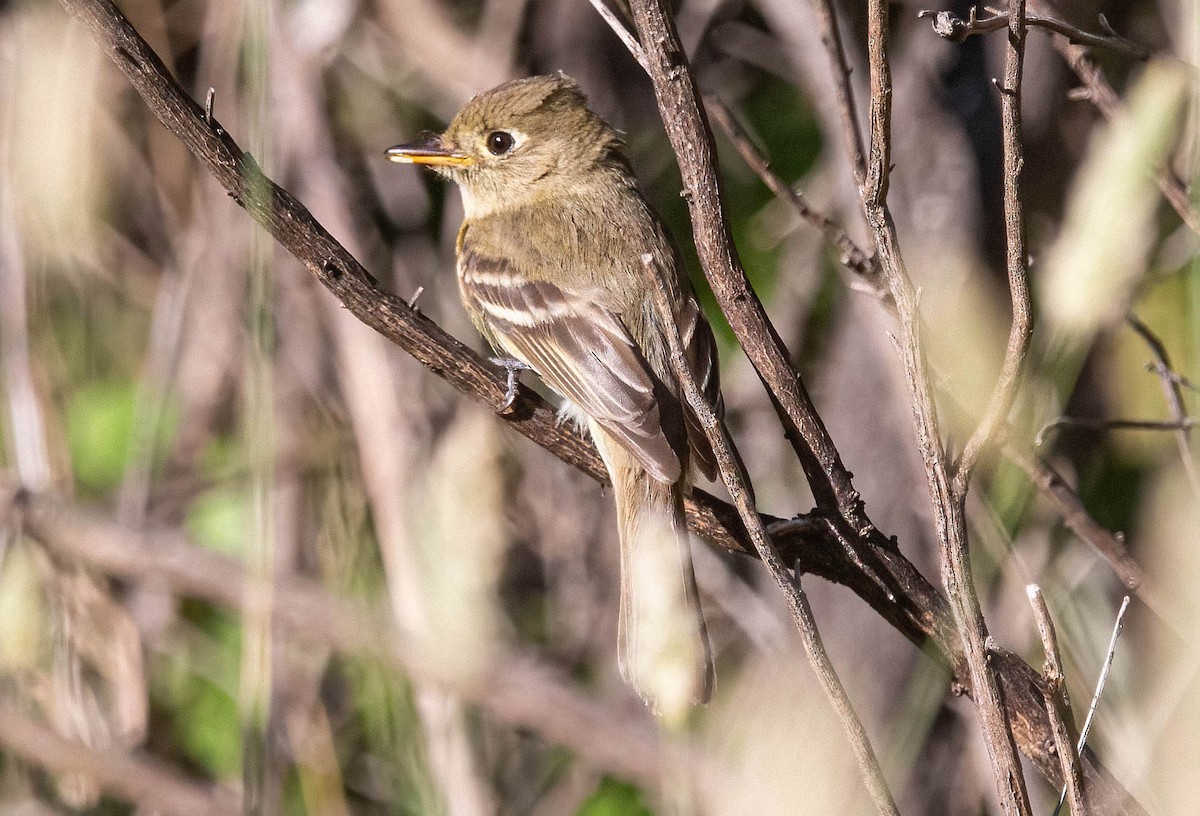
[490,356,530,412]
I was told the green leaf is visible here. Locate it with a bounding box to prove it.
[186,488,250,556]
[576,778,655,816]
[66,379,136,491]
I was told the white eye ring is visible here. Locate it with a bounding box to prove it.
[484,129,526,156]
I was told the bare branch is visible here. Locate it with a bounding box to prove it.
[1053,596,1132,816]
[919,7,1149,60]
[47,1,1149,808]
[953,1,1034,497]
[805,0,868,194]
[625,0,871,531]
[586,0,650,74]
[1128,314,1200,497]
[642,255,899,816]
[705,98,882,293]
[861,0,1032,810]
[0,701,238,816]
[1027,585,1087,816]
[1036,416,1197,446]
[1026,0,1200,237]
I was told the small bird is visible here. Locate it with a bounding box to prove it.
[387,74,722,716]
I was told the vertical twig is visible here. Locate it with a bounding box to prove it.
[1053,596,1132,816]
[640,255,900,816]
[625,0,872,534]
[1027,585,1087,815]
[953,0,1033,494]
[859,0,1033,812]
[804,0,868,194]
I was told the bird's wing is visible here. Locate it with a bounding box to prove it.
[676,295,723,482]
[460,248,683,483]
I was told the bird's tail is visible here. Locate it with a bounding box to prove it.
[593,427,714,719]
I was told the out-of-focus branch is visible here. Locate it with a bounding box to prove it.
[6,485,673,790]
[1027,0,1200,237]
[1027,586,1087,816]
[642,256,899,816]
[626,0,870,532]
[706,99,882,293]
[861,0,1032,811]
[0,701,238,816]
[50,1,1147,809]
[920,7,1149,60]
[805,0,868,194]
[1128,314,1200,497]
[953,1,1033,497]
[1035,416,1196,446]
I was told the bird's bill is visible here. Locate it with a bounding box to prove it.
[385,133,473,167]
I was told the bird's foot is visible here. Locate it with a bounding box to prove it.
[490,356,531,411]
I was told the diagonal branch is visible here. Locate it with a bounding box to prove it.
[49,1,1146,810]
[706,98,881,291]
[0,701,239,816]
[1027,585,1088,816]
[1027,0,1200,237]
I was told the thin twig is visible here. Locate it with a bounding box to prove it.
[586,0,650,74]
[1027,585,1087,815]
[641,256,899,816]
[1052,596,1132,816]
[625,0,870,532]
[919,7,1149,60]
[1036,416,1197,446]
[1127,314,1200,497]
[862,0,1032,811]
[805,0,868,195]
[705,97,883,293]
[953,0,1033,498]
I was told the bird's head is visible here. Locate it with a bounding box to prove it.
[386,74,623,218]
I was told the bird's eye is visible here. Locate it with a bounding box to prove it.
[486,131,516,156]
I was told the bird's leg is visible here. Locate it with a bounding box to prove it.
[490,356,532,411]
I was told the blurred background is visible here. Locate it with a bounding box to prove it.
[0,0,1196,813]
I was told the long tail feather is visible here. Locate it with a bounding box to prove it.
[593,426,714,719]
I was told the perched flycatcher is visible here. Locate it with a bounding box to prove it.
[387,74,722,715]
